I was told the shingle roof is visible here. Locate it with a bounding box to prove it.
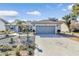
[0,18,9,24]
[11,20,32,25]
[32,20,63,24]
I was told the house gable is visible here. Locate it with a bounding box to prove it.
[0,18,8,31]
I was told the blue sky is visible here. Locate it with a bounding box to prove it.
[0,3,74,22]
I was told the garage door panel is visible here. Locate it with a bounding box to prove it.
[36,26,55,34]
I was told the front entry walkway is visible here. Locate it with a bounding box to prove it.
[34,34,79,56]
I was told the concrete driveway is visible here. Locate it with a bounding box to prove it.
[34,34,79,56]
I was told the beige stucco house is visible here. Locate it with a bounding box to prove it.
[32,20,63,34]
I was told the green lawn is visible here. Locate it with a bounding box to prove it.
[73,32,79,34]
[63,32,79,35]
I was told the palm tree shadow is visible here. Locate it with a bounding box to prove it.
[35,44,43,53]
[36,47,43,52]
[60,33,79,38]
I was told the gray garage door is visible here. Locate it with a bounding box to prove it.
[36,26,55,34]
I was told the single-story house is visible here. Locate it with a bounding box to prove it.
[0,18,70,34]
[32,20,64,34]
[0,18,9,31]
[0,18,69,34]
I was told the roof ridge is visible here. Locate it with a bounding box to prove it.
[0,18,9,24]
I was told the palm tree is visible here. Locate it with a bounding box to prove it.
[63,4,79,32]
[16,20,23,32]
[16,20,30,47]
[16,20,28,33]
[72,4,79,17]
[62,14,77,32]
[14,19,23,56]
[62,15,71,32]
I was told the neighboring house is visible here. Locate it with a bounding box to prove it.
[32,20,62,34]
[7,20,19,32]
[9,20,32,32]
[70,20,79,32]
[0,18,9,31]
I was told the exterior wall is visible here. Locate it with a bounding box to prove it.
[57,24,61,30]
[61,23,69,33]
[55,24,61,33]
[9,25,33,32]
[0,20,6,31]
[29,25,33,30]
[70,22,79,31]
[9,25,19,32]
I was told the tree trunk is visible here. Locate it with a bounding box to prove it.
[67,23,71,32]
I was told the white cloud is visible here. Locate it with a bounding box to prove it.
[58,18,62,20]
[0,10,18,16]
[68,4,74,10]
[8,19,15,23]
[26,11,41,16]
[18,19,27,21]
[62,8,67,11]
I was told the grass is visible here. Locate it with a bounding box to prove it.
[73,32,79,34]
[0,30,15,35]
[70,36,79,42]
[64,32,79,42]
[63,31,79,33]
[60,31,79,43]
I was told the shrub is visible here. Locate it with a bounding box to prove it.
[27,45,34,55]
[5,52,9,56]
[15,46,21,56]
[20,45,27,50]
[0,45,12,52]
[9,38,14,44]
